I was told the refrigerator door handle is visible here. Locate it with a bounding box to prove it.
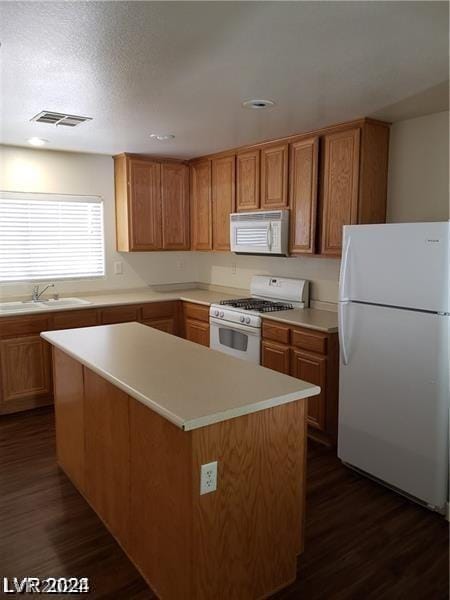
[339,235,351,302]
[338,301,350,365]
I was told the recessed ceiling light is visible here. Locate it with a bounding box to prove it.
[150,133,175,141]
[242,99,275,109]
[28,137,48,147]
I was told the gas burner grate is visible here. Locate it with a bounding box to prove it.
[220,298,293,313]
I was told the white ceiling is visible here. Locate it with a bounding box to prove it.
[0,1,448,158]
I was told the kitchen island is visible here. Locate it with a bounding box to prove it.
[42,322,320,600]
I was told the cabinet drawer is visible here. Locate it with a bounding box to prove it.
[0,315,51,338]
[291,327,328,354]
[183,302,210,323]
[53,309,99,330]
[141,301,178,320]
[100,305,140,325]
[262,320,290,344]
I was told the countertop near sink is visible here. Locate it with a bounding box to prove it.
[1,286,338,332]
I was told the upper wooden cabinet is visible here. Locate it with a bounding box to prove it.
[289,137,319,254]
[320,129,360,256]
[212,155,235,251]
[190,159,212,251]
[260,143,289,209]
[115,156,162,251]
[116,118,389,257]
[236,149,260,211]
[114,154,189,252]
[161,162,190,250]
[320,121,389,256]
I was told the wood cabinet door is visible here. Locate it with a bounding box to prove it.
[190,160,212,250]
[0,335,52,412]
[184,319,209,347]
[261,341,290,375]
[260,143,288,209]
[291,349,327,431]
[289,137,319,254]
[161,163,190,250]
[212,155,236,251]
[236,149,260,211]
[320,128,361,256]
[129,158,162,250]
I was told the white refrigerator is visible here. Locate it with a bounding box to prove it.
[338,222,449,513]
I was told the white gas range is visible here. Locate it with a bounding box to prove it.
[209,276,309,363]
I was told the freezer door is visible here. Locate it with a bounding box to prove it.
[339,222,449,313]
[338,302,449,509]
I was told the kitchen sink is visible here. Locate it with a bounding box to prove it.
[42,298,92,308]
[0,301,42,313]
[0,297,92,314]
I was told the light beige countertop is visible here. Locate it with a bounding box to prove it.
[1,285,338,332]
[262,308,338,333]
[42,322,320,431]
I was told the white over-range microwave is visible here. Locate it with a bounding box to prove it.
[230,210,289,255]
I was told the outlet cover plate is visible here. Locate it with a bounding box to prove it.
[200,461,218,495]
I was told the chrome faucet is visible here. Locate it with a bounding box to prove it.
[32,283,55,302]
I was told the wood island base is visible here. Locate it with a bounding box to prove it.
[53,348,308,599]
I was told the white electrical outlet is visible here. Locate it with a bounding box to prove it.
[231,262,237,275]
[200,461,218,495]
[176,259,184,270]
[114,261,123,275]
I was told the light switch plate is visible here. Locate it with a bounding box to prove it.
[114,261,123,275]
[200,461,218,495]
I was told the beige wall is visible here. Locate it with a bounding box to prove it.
[197,253,340,307]
[0,146,199,300]
[387,110,449,223]
[0,110,447,304]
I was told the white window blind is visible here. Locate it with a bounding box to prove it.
[0,191,105,282]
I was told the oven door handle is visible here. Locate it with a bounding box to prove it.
[209,318,261,335]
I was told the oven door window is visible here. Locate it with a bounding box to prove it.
[218,327,249,352]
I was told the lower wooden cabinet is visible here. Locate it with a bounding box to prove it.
[0,300,212,415]
[262,319,339,445]
[184,318,209,347]
[261,340,290,375]
[100,305,139,325]
[142,318,177,334]
[291,349,327,432]
[182,302,210,347]
[0,335,52,414]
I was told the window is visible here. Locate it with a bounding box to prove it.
[0,191,105,282]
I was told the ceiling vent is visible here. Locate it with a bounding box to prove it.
[30,111,93,127]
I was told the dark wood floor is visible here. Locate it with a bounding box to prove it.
[1,407,448,599]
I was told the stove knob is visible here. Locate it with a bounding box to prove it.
[214,310,219,317]
[240,316,245,323]
[220,311,224,318]
[245,317,251,324]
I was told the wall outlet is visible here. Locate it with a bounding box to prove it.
[200,461,218,495]
[113,261,123,275]
[231,262,237,275]
[176,259,185,270]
